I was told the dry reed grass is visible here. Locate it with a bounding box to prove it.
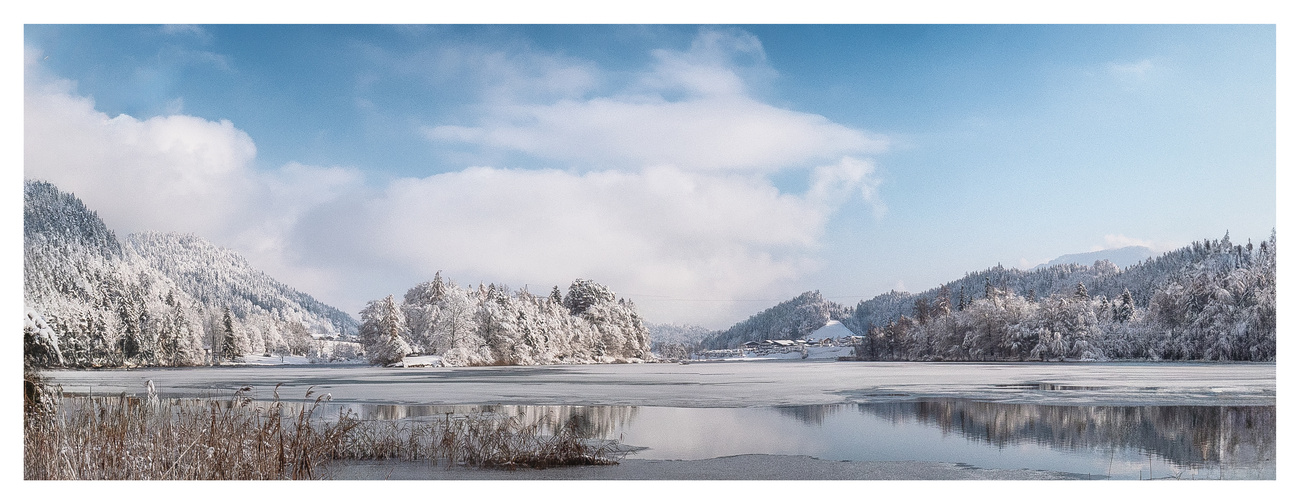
[24,376,621,479]
[24,383,356,480]
[332,411,623,469]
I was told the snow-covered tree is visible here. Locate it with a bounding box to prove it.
[23,180,359,368]
[358,295,413,365]
[220,308,242,361]
[24,307,63,367]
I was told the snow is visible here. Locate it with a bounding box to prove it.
[696,345,854,361]
[396,354,443,367]
[803,320,855,341]
[237,354,364,366]
[804,345,854,359]
[42,360,1275,408]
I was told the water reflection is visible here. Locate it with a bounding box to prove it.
[775,405,844,425]
[856,401,1275,474]
[129,394,1272,479]
[331,403,639,439]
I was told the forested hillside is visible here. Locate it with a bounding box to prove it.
[23,180,359,368]
[646,323,713,359]
[853,232,1275,362]
[700,232,1275,362]
[128,232,357,339]
[699,291,854,350]
[357,273,652,366]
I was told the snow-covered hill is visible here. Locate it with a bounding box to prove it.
[703,231,1273,362]
[699,291,853,350]
[128,232,357,339]
[23,180,359,367]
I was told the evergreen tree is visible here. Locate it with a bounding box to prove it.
[359,295,413,365]
[220,307,241,361]
[1115,289,1135,323]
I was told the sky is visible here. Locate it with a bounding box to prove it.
[21,23,1278,328]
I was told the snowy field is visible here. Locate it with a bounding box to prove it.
[44,359,1274,408]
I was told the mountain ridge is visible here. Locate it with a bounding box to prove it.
[1032,245,1156,270]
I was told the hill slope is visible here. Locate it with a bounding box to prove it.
[23,180,358,367]
[128,232,357,339]
[703,232,1274,363]
[699,291,852,350]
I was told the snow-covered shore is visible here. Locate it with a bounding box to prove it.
[42,360,1275,408]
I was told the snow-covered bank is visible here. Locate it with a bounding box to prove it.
[42,360,1275,408]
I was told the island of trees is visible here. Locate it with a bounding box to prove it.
[357,274,652,366]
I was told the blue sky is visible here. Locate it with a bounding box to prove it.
[23,24,1277,327]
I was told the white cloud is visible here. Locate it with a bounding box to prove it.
[425,97,884,172]
[639,28,770,98]
[422,30,888,172]
[365,42,601,105]
[24,78,258,238]
[348,163,869,326]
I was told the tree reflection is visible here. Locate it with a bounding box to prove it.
[309,402,640,439]
[775,405,843,425]
[857,400,1274,468]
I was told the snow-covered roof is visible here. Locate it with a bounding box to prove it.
[804,320,855,341]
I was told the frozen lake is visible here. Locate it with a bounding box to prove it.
[43,360,1275,479]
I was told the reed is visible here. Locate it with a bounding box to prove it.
[24,378,620,479]
[24,383,356,480]
[330,411,622,469]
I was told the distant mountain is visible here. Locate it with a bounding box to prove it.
[1033,246,1156,270]
[23,179,358,367]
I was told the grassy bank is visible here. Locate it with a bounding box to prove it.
[23,376,620,480]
